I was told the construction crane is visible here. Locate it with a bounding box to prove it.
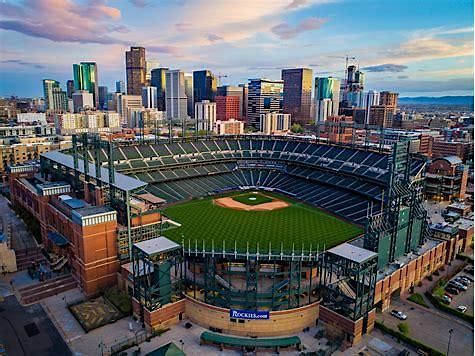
[216,73,228,87]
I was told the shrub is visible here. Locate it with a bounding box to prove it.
[397,322,409,335]
[427,275,433,281]
[104,287,132,316]
[407,293,429,308]
[417,281,423,287]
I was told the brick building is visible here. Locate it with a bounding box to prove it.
[215,95,241,121]
[426,156,468,201]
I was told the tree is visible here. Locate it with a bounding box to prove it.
[290,123,303,133]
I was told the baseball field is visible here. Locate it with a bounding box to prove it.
[163,191,363,252]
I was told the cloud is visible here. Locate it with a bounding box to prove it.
[285,0,308,9]
[206,33,223,42]
[397,75,409,79]
[130,0,147,7]
[271,17,326,39]
[147,45,183,56]
[363,63,408,72]
[1,59,45,69]
[0,0,127,45]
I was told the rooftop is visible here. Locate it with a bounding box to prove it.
[134,236,181,255]
[41,150,147,192]
[72,205,115,218]
[328,243,377,263]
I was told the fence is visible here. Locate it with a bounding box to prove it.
[110,330,149,355]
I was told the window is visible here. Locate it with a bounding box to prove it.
[230,318,236,323]
[263,98,271,109]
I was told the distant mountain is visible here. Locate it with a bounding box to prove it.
[399,96,474,105]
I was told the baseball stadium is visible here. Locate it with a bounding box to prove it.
[12,134,436,346]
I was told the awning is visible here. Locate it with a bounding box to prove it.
[47,231,69,247]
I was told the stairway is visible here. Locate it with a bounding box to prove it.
[18,274,77,305]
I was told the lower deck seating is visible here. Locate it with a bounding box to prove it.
[147,165,381,224]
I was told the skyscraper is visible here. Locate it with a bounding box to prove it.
[43,79,61,111]
[379,91,399,113]
[72,91,94,113]
[314,77,340,123]
[281,68,312,125]
[362,90,380,124]
[184,73,194,117]
[66,80,75,99]
[98,86,108,110]
[150,68,168,111]
[344,65,364,107]
[142,86,157,109]
[73,62,99,108]
[195,100,216,132]
[247,79,284,128]
[165,70,188,120]
[193,70,217,104]
[126,46,146,95]
[116,80,125,94]
[216,85,245,119]
[145,60,160,85]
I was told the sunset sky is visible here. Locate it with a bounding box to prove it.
[0,0,473,97]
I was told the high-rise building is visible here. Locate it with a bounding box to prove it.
[195,100,216,132]
[362,90,380,124]
[165,70,188,120]
[126,46,146,95]
[145,60,160,85]
[141,86,157,109]
[43,79,61,111]
[66,80,75,99]
[193,70,217,104]
[368,105,394,128]
[150,68,168,111]
[216,96,241,121]
[184,73,194,117]
[119,95,142,126]
[281,68,312,125]
[247,79,283,128]
[98,86,108,110]
[116,80,126,94]
[72,91,94,113]
[379,91,399,113]
[217,85,246,119]
[325,115,354,144]
[259,113,291,135]
[344,65,364,107]
[73,62,99,108]
[314,77,340,123]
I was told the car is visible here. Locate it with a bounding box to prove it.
[448,281,467,291]
[457,305,467,313]
[442,295,452,304]
[444,292,453,299]
[455,277,469,286]
[459,276,472,284]
[445,286,459,295]
[390,310,408,320]
[462,275,474,282]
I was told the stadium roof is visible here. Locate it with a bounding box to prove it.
[328,243,377,263]
[134,236,181,255]
[41,151,147,192]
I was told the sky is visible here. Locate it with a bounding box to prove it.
[0,0,473,98]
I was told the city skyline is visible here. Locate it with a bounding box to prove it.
[0,0,473,97]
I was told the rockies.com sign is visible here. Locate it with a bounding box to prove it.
[230,309,270,320]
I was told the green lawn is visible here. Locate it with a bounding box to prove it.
[163,193,363,253]
[231,192,274,205]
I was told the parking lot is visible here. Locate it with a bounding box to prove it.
[378,298,473,356]
[445,270,474,314]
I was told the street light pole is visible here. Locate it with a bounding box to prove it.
[446,328,454,356]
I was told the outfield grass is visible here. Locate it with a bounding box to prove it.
[231,192,274,206]
[163,193,363,252]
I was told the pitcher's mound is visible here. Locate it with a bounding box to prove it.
[214,196,290,211]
